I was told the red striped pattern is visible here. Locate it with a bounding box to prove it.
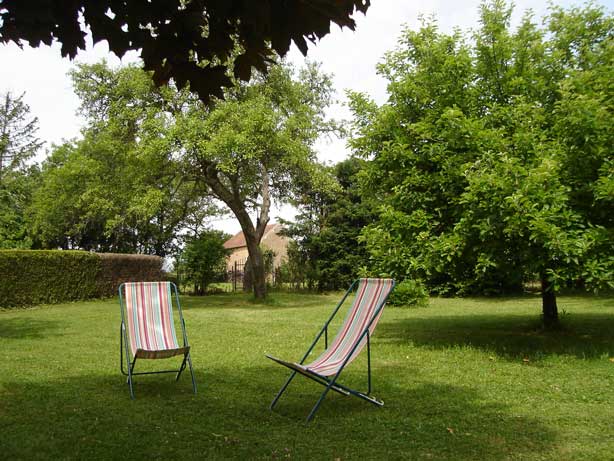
[303,278,394,376]
[123,282,180,358]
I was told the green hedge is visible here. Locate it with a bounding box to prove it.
[0,250,164,308]
[97,253,165,298]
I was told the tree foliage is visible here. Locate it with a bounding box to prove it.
[0,91,42,178]
[0,0,370,103]
[350,1,614,324]
[282,157,376,290]
[179,230,230,295]
[0,165,39,249]
[39,60,338,298]
[0,91,42,249]
[29,63,218,254]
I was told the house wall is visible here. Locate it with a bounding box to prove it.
[261,232,289,267]
[225,238,289,271]
[226,247,249,271]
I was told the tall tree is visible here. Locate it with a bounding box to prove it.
[0,0,369,103]
[0,91,42,249]
[350,1,614,325]
[0,91,42,179]
[177,62,338,298]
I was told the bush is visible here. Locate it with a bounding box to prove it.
[0,250,165,307]
[387,279,429,307]
[178,231,229,295]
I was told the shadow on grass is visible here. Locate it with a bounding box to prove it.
[378,312,614,361]
[0,364,557,460]
[0,317,61,339]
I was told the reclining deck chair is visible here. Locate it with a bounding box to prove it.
[267,278,395,422]
[119,281,196,399]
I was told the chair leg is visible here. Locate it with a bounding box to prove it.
[306,366,372,422]
[306,379,336,423]
[346,389,384,406]
[120,324,136,399]
[120,325,125,375]
[127,358,136,400]
[270,370,297,410]
[367,331,372,395]
[175,352,197,395]
[187,352,197,395]
[176,354,188,381]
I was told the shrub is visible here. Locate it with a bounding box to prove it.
[0,250,165,307]
[387,279,429,307]
[178,231,229,295]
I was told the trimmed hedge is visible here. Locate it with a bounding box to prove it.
[97,253,165,298]
[0,250,164,308]
[0,250,100,307]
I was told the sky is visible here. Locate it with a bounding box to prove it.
[2,0,612,234]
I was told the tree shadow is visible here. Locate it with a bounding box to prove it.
[1,363,558,460]
[0,317,61,339]
[377,311,614,361]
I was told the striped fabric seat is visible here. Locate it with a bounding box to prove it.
[301,278,394,376]
[123,282,188,360]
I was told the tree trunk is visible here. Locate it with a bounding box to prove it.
[200,163,270,299]
[244,236,267,299]
[541,273,558,327]
[242,257,253,293]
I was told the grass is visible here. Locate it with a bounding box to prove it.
[1,292,613,460]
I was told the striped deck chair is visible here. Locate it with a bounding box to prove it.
[267,278,395,422]
[119,281,196,399]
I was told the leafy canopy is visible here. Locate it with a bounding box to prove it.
[0,0,370,103]
[29,59,338,298]
[29,63,219,254]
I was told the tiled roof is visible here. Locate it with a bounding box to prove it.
[223,223,278,249]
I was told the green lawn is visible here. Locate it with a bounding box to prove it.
[1,292,613,460]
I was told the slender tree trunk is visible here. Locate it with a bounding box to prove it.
[541,273,558,326]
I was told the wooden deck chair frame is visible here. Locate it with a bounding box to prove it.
[119,281,197,399]
[267,278,395,422]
